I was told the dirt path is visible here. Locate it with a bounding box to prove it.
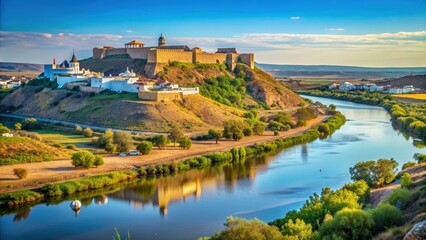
[0,116,328,193]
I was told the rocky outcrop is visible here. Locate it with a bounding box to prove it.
[404,220,426,240]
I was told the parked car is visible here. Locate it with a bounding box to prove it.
[119,152,127,157]
[128,150,140,156]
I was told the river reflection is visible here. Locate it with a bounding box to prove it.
[1,96,426,240]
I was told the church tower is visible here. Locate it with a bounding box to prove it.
[158,33,166,47]
[70,50,80,73]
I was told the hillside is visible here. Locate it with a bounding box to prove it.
[0,136,71,165]
[0,87,246,132]
[377,74,426,89]
[157,62,304,109]
[257,63,426,80]
[0,62,44,72]
[79,56,147,76]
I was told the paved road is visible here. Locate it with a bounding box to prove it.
[0,113,166,136]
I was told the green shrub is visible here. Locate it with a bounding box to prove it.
[274,130,279,136]
[82,128,93,137]
[66,144,77,150]
[385,188,413,209]
[281,218,313,239]
[179,136,192,149]
[402,161,416,170]
[13,168,28,179]
[137,141,153,154]
[319,208,374,240]
[369,203,404,234]
[400,173,412,188]
[0,190,43,207]
[71,151,96,169]
[94,155,104,167]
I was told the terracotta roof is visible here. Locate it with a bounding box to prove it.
[125,40,144,45]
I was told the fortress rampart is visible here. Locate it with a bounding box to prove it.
[93,36,254,77]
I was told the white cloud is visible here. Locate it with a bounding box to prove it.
[125,29,135,33]
[290,16,300,20]
[327,28,345,31]
[0,31,425,66]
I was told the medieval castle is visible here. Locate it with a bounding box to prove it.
[93,34,254,77]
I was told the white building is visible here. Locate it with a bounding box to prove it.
[402,85,415,93]
[90,70,140,93]
[389,88,403,94]
[369,85,384,92]
[339,82,355,91]
[42,51,95,87]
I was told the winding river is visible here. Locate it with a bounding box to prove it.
[1,96,425,240]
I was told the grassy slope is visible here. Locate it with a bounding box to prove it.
[158,63,304,109]
[79,56,147,76]
[0,136,71,165]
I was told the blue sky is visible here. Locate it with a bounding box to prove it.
[1,0,425,66]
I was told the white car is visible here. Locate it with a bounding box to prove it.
[119,152,127,157]
[128,150,140,156]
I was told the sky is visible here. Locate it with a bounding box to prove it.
[0,0,425,67]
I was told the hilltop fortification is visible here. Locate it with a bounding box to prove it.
[93,35,254,77]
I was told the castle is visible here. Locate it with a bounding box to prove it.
[93,34,254,77]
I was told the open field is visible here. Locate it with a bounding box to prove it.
[0,71,40,78]
[32,129,93,148]
[0,115,328,193]
[392,94,426,100]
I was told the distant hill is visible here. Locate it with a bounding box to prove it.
[256,63,426,80]
[378,75,426,89]
[0,62,44,72]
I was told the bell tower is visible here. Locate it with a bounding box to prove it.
[69,50,80,73]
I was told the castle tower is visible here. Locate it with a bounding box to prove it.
[70,50,80,73]
[52,58,56,69]
[158,33,166,47]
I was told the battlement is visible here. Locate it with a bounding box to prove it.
[92,36,254,77]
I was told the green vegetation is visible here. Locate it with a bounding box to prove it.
[368,203,404,234]
[168,127,183,147]
[22,118,41,130]
[178,136,192,149]
[152,135,168,149]
[413,153,426,163]
[208,128,223,144]
[209,217,283,240]
[349,158,398,187]
[400,173,412,188]
[196,75,247,108]
[402,161,416,170]
[113,131,133,152]
[13,168,28,179]
[137,141,153,155]
[82,128,93,137]
[71,151,104,169]
[383,188,413,209]
[298,90,426,140]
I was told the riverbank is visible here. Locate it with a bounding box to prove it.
[298,90,426,141]
[0,115,333,195]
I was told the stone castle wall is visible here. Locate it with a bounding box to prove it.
[193,52,227,64]
[154,49,193,64]
[138,91,184,101]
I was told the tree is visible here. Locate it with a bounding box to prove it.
[137,141,153,155]
[71,151,96,169]
[317,123,330,139]
[223,120,246,141]
[400,173,412,188]
[179,136,192,149]
[113,131,133,152]
[208,128,223,144]
[281,218,313,240]
[98,129,113,147]
[22,118,41,130]
[14,122,22,130]
[210,217,283,240]
[329,104,337,110]
[413,153,426,163]
[253,122,265,135]
[319,208,374,240]
[349,160,376,187]
[0,124,11,134]
[93,155,104,167]
[13,168,28,179]
[374,159,398,187]
[105,142,116,153]
[82,128,93,138]
[75,125,83,134]
[153,135,168,149]
[168,127,183,147]
[343,180,369,203]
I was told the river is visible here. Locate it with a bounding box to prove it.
[1,96,425,240]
